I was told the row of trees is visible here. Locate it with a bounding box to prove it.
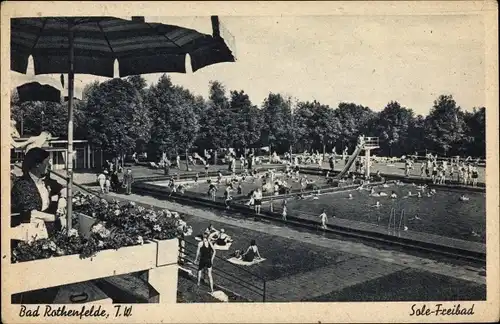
[11,74,486,162]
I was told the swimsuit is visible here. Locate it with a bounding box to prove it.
[242,246,256,262]
[198,242,214,270]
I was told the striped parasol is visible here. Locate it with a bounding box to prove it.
[10,16,235,232]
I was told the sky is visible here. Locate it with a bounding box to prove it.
[11,14,485,116]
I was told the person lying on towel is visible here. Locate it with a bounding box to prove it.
[213,228,232,246]
[195,224,218,241]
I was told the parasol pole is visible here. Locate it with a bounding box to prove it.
[66,21,75,232]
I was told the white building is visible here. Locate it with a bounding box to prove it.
[12,138,103,170]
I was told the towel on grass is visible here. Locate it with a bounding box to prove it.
[227,257,266,266]
[210,290,229,302]
[213,242,232,250]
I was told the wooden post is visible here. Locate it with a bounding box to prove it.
[365,148,371,178]
[66,21,75,232]
[148,265,178,303]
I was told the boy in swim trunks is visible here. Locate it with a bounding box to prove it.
[319,209,328,230]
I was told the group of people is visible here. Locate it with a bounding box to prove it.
[96,167,134,195]
[194,224,262,293]
[418,156,479,186]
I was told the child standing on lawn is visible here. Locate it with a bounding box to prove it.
[319,209,328,230]
[282,200,288,221]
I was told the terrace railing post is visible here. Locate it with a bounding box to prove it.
[263,280,266,302]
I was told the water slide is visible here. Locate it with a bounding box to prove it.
[334,144,364,179]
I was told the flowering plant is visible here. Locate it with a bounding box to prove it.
[11,192,192,263]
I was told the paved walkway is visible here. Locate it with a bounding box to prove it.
[107,192,486,286]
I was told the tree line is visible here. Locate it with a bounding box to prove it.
[11,74,486,161]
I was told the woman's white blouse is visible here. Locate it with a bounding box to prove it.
[29,172,50,211]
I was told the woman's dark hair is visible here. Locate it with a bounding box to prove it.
[22,148,49,174]
[250,239,256,246]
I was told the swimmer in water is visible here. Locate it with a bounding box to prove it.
[378,191,388,197]
[372,201,382,208]
[417,191,422,198]
[348,193,353,199]
[390,191,397,199]
[459,195,469,201]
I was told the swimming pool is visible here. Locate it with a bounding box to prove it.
[150,172,333,199]
[274,183,486,243]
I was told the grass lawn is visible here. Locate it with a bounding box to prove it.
[309,268,486,302]
[275,183,486,243]
[182,214,350,282]
[179,213,485,302]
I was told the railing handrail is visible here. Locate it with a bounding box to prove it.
[11,164,102,197]
[179,248,265,294]
[182,239,267,281]
[180,244,265,288]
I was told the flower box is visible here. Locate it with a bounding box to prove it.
[9,193,184,303]
[9,242,158,294]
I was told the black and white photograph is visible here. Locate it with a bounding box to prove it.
[1,1,498,323]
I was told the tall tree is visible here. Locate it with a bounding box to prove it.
[462,107,486,157]
[85,78,151,161]
[147,75,199,168]
[81,80,100,101]
[424,95,465,156]
[195,81,231,162]
[125,75,148,99]
[261,93,292,154]
[407,114,426,155]
[10,91,71,138]
[228,90,263,154]
[293,101,341,154]
[334,102,376,150]
[374,101,415,156]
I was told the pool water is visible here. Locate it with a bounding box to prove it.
[152,172,331,199]
[280,183,486,243]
